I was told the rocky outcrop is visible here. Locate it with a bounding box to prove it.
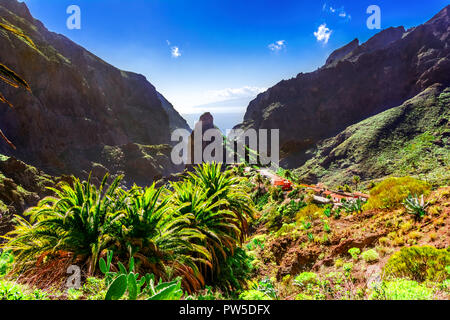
[236,5,450,168]
[0,0,187,185]
[0,155,68,236]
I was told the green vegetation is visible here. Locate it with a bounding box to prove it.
[370,279,434,300]
[295,87,450,187]
[0,164,448,300]
[1,163,254,295]
[364,177,431,210]
[383,246,450,282]
[361,249,379,263]
[403,194,430,221]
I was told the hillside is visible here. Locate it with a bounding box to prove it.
[236,5,450,173]
[0,0,189,184]
[293,85,450,188]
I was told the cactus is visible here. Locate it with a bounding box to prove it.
[105,274,128,300]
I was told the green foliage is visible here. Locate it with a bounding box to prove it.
[245,277,278,300]
[239,289,268,300]
[3,162,254,293]
[294,272,318,287]
[341,198,364,214]
[403,194,429,221]
[0,280,48,300]
[370,279,434,300]
[0,250,13,276]
[269,186,284,203]
[384,246,450,282]
[211,248,254,294]
[364,177,431,210]
[100,251,183,300]
[361,249,379,263]
[294,272,359,300]
[348,248,361,260]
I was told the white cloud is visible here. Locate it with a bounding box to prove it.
[175,86,267,113]
[171,46,181,58]
[204,86,267,102]
[314,24,332,44]
[268,40,286,52]
[322,3,351,21]
[166,40,181,58]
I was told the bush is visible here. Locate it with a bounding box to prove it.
[294,272,318,287]
[361,249,379,263]
[363,177,431,210]
[296,204,322,221]
[239,290,269,300]
[348,248,361,260]
[0,250,13,276]
[0,280,49,300]
[383,246,450,282]
[370,279,434,300]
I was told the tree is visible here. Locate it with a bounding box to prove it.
[353,176,361,191]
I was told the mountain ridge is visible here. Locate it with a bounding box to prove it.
[0,0,189,185]
[236,5,450,171]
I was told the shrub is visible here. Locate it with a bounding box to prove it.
[294,272,318,288]
[296,204,322,221]
[239,290,268,300]
[348,248,361,260]
[0,250,13,276]
[370,279,434,300]
[383,246,450,282]
[0,280,48,300]
[361,249,379,263]
[364,177,431,210]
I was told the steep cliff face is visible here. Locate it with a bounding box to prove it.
[0,0,187,184]
[294,85,450,187]
[237,5,450,167]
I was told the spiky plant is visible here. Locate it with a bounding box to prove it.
[171,180,242,269]
[186,162,254,242]
[118,183,211,292]
[403,194,429,221]
[2,174,128,275]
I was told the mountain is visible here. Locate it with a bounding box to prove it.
[0,0,189,185]
[294,84,450,187]
[236,5,450,171]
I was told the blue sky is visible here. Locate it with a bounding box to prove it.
[21,0,448,126]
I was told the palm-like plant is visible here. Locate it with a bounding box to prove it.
[171,181,242,269]
[2,174,128,275]
[118,184,211,292]
[186,162,254,242]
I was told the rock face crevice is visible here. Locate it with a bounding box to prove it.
[236,5,450,168]
[0,0,189,184]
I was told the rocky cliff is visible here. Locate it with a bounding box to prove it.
[0,0,189,185]
[237,5,450,168]
[294,84,450,187]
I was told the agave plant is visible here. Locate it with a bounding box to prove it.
[403,194,429,221]
[2,174,129,275]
